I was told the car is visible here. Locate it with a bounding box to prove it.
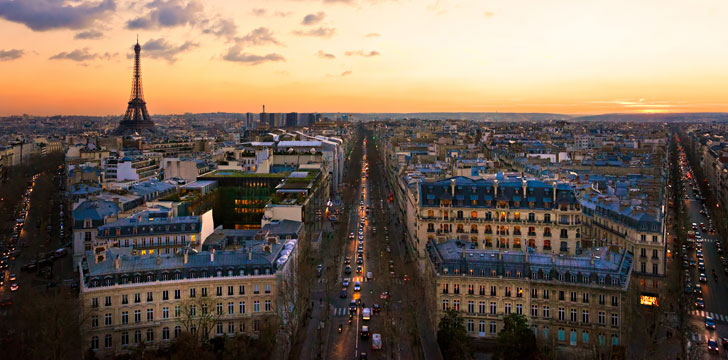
[357,257,364,265]
[345,265,352,274]
[0,298,11,307]
[361,325,370,338]
[709,339,719,353]
[682,260,689,269]
[340,289,348,298]
[373,303,381,313]
[694,287,703,296]
[344,257,351,265]
[403,274,410,282]
[697,250,703,258]
[722,337,728,349]
[357,244,364,251]
[700,273,707,283]
[10,283,18,291]
[696,298,705,309]
[8,273,16,281]
[356,266,363,273]
[349,233,355,239]
[343,278,350,287]
[706,317,716,330]
[690,260,696,267]
[354,281,361,291]
[350,300,358,312]
[380,291,389,300]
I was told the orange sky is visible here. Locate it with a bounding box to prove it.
[1,0,728,116]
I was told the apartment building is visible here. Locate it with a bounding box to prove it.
[412,176,583,259]
[80,242,292,358]
[429,240,632,352]
[93,209,215,260]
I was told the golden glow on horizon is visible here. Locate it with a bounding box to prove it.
[1,0,728,116]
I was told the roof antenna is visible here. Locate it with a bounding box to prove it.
[136,34,139,45]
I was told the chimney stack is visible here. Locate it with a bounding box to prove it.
[183,249,189,264]
[248,247,253,261]
[114,254,121,269]
[210,248,215,262]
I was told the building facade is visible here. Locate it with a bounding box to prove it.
[429,240,632,352]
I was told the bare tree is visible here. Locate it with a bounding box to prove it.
[277,237,314,351]
[176,296,223,344]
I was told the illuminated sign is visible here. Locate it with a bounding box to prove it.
[640,295,658,306]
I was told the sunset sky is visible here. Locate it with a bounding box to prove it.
[1,0,728,116]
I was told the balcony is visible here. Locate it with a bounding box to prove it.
[427,228,435,233]
[543,233,552,237]
[470,230,478,234]
[559,220,570,225]
[528,232,537,237]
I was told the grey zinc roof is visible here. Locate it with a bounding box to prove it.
[73,199,120,221]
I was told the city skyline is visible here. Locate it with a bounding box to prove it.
[2,0,728,116]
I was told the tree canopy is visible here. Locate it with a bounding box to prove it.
[493,313,540,360]
[437,309,472,360]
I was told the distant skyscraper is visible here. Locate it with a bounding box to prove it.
[115,39,155,135]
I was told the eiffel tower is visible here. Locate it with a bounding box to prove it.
[115,38,155,135]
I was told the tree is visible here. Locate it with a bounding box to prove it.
[493,313,540,360]
[437,309,471,360]
[176,296,223,345]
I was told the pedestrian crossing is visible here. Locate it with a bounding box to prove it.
[691,333,710,343]
[332,307,351,316]
[691,310,728,322]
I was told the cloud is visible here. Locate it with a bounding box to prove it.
[0,0,116,31]
[202,17,237,40]
[302,11,325,26]
[138,38,199,63]
[484,11,494,18]
[74,29,104,39]
[235,27,281,46]
[251,8,266,16]
[49,48,115,62]
[340,70,352,76]
[126,0,202,29]
[345,50,380,57]
[293,26,336,38]
[223,45,285,65]
[316,50,335,59]
[364,32,380,38]
[274,11,291,17]
[0,48,23,61]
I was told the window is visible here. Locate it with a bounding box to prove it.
[467,320,474,332]
[217,322,223,335]
[583,293,589,303]
[504,287,511,297]
[265,284,271,294]
[134,330,141,344]
[190,288,196,298]
[228,286,234,296]
[543,289,550,299]
[570,309,577,322]
[479,301,485,314]
[203,287,209,297]
[442,300,449,311]
[134,310,141,323]
[558,328,565,341]
[228,322,235,334]
[479,321,485,335]
[490,286,497,296]
[103,334,112,348]
[611,296,618,307]
[442,283,449,294]
[254,301,260,312]
[254,285,260,294]
[174,306,181,318]
[453,300,460,311]
[240,301,246,314]
[121,311,128,325]
[105,313,112,326]
[121,294,128,305]
[134,293,141,303]
[490,302,497,315]
[121,332,129,346]
[146,291,153,302]
[531,288,538,298]
[598,311,605,325]
[543,306,550,319]
[489,321,497,334]
[175,326,181,338]
[468,301,474,313]
[531,305,538,317]
[582,310,589,324]
[611,313,619,327]
[104,296,111,307]
[174,289,181,299]
[504,303,512,314]
[92,298,98,308]
[91,315,99,328]
[559,291,565,301]
[516,304,523,315]
[147,308,154,322]
[652,263,658,275]
[163,290,169,301]
[516,287,523,298]
[216,287,222,296]
[91,336,99,350]
[468,284,474,295]
[161,307,169,319]
[558,307,565,321]
[599,294,605,305]
[162,327,169,340]
[217,303,223,315]
[146,328,154,343]
[570,292,577,302]
[239,285,245,295]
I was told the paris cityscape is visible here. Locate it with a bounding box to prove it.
[1,1,728,360]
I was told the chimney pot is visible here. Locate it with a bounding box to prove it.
[114,254,121,269]
[183,250,189,264]
[210,248,215,262]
